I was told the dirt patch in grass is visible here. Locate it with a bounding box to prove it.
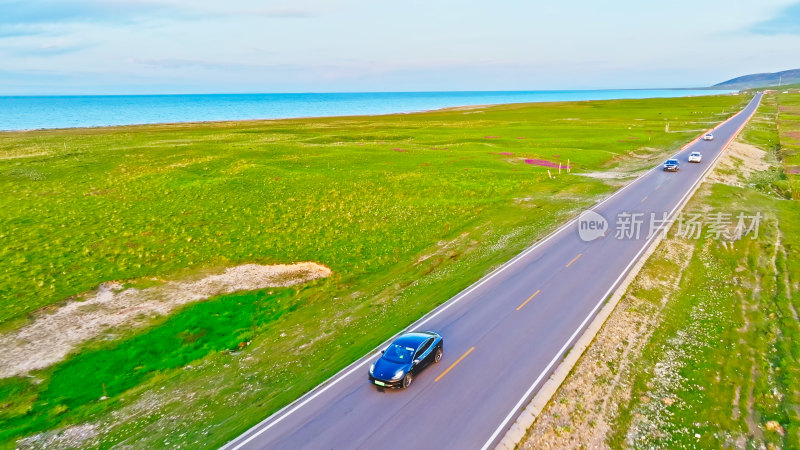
[574,170,640,180]
[16,424,98,449]
[707,141,770,186]
[438,104,491,112]
[415,232,472,264]
[0,262,331,379]
[580,146,671,182]
[523,159,572,169]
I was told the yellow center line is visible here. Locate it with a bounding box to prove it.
[435,347,474,382]
[565,253,582,268]
[516,289,541,311]
[641,195,648,203]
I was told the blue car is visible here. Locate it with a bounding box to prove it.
[663,158,680,172]
[369,331,443,389]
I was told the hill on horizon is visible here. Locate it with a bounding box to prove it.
[714,68,800,89]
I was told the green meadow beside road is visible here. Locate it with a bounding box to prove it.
[0,94,748,447]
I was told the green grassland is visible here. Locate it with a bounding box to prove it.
[0,94,748,447]
[608,91,800,448]
[777,89,800,199]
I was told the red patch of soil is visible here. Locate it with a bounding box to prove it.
[786,166,800,174]
[524,159,572,168]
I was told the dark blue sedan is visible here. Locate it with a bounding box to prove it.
[663,158,680,172]
[369,331,443,389]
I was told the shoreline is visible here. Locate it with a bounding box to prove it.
[0,89,738,134]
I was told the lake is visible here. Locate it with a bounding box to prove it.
[0,89,734,131]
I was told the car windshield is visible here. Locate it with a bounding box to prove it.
[667,159,678,164]
[692,153,700,156]
[383,344,416,363]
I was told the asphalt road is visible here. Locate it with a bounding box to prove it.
[224,93,762,450]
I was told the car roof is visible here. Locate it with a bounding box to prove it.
[691,151,701,154]
[392,331,438,348]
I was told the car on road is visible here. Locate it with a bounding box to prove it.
[703,133,714,141]
[369,331,443,389]
[688,152,702,163]
[663,158,680,172]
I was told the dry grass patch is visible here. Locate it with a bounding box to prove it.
[707,141,770,186]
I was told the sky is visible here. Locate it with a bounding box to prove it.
[1,0,799,95]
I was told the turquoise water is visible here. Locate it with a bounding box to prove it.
[0,89,734,131]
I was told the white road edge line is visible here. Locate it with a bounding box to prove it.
[480,93,761,450]
[222,94,756,450]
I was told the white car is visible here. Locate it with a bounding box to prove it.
[703,133,714,141]
[688,152,702,163]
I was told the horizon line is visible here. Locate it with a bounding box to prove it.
[0,86,733,97]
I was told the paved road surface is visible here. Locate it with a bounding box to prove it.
[225,93,762,450]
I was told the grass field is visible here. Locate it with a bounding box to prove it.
[613,193,800,448]
[0,94,748,447]
[777,87,800,199]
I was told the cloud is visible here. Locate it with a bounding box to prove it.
[751,1,800,35]
[0,0,323,41]
[0,26,43,39]
[21,42,95,57]
[0,0,171,26]
[129,57,245,70]
[0,0,178,41]
[241,8,317,18]
[125,58,316,78]
[1,0,323,27]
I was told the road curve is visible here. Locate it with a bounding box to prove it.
[224,93,762,450]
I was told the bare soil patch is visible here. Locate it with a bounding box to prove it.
[415,232,471,264]
[574,170,640,180]
[707,141,770,185]
[16,424,98,449]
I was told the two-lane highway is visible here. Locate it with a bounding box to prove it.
[225,92,762,450]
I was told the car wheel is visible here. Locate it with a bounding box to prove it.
[402,373,413,389]
[434,347,443,363]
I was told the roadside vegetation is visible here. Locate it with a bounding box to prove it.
[522,90,800,449]
[0,94,748,447]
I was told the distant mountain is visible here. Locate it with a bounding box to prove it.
[713,68,800,89]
